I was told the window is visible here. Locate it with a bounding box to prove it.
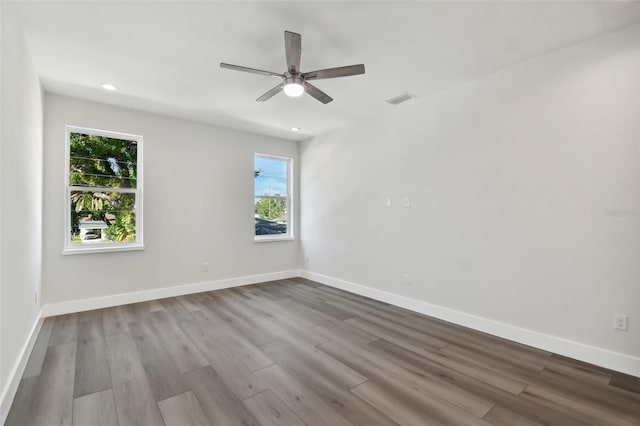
[64,126,143,254]
[254,154,293,241]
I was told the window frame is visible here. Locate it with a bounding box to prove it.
[63,125,144,255]
[254,153,294,242]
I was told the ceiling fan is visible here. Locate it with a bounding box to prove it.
[220,31,365,104]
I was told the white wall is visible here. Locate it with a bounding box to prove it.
[0,3,44,417]
[301,26,640,371]
[42,95,299,306]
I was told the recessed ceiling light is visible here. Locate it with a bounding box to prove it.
[291,127,301,132]
[101,83,118,91]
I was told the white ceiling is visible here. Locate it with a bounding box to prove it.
[11,1,640,141]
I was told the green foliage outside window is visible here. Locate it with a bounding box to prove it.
[69,132,138,242]
[255,198,286,221]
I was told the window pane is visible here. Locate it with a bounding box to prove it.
[70,191,136,244]
[70,132,137,188]
[254,156,288,197]
[255,197,288,236]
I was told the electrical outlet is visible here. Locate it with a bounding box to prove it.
[403,274,412,285]
[385,198,392,208]
[614,314,628,331]
[403,198,411,208]
[202,262,209,272]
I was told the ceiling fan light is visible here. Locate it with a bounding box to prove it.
[284,83,304,97]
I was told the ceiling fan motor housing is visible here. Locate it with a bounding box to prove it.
[284,72,303,85]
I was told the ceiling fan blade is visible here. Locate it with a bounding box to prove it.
[284,31,302,74]
[302,64,365,80]
[257,83,284,102]
[220,63,283,79]
[304,82,333,104]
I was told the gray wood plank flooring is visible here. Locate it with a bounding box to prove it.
[22,317,54,379]
[183,366,259,426]
[243,390,305,426]
[73,389,118,426]
[157,391,212,426]
[74,319,111,398]
[6,278,640,425]
[29,341,76,426]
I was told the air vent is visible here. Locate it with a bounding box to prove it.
[386,92,416,105]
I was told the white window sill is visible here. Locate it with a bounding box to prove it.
[62,243,145,255]
[254,236,295,243]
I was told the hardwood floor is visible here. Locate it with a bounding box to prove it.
[6,278,640,425]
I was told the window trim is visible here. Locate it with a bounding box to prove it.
[254,153,294,242]
[63,125,144,255]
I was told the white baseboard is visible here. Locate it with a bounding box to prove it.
[0,310,44,425]
[42,269,302,317]
[301,270,640,378]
